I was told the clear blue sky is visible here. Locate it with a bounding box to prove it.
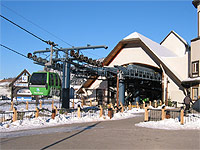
[0,0,197,79]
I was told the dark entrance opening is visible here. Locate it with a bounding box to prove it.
[107,64,162,105]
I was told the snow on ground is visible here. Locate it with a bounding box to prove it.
[1,102,199,133]
[0,108,144,133]
[136,115,200,130]
[148,104,176,110]
[136,105,200,130]
[136,118,200,130]
[0,87,10,97]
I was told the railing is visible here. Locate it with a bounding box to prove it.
[148,109,162,121]
[0,110,36,122]
[184,109,200,124]
[0,100,60,106]
[145,107,199,125]
[0,104,111,123]
[148,109,180,121]
[0,111,14,122]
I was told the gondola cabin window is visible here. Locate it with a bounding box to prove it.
[30,73,47,85]
[50,74,54,86]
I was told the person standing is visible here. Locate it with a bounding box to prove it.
[183,94,193,113]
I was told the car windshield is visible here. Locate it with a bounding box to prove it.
[30,73,47,85]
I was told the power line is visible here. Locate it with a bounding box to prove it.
[1,4,74,48]
[0,44,29,59]
[0,14,48,45]
[1,7,104,58]
[83,51,104,58]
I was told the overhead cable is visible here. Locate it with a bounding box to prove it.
[0,44,29,59]
[1,4,74,47]
[0,14,48,45]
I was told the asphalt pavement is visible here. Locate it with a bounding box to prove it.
[1,114,200,150]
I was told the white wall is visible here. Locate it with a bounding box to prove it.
[162,55,189,81]
[161,32,187,57]
[191,40,200,63]
[167,78,185,106]
[109,47,159,68]
[86,77,107,102]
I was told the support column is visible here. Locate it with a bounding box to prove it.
[62,59,70,109]
[165,78,169,106]
[118,72,125,105]
[107,80,110,104]
[11,86,14,102]
[116,75,119,107]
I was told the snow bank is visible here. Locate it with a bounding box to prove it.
[148,104,176,110]
[0,108,144,133]
[135,117,200,130]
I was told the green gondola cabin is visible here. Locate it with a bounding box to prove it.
[29,72,61,96]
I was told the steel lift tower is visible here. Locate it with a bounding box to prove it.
[31,44,108,109]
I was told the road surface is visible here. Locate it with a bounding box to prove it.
[1,115,200,149]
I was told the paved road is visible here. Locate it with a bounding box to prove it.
[1,115,200,150]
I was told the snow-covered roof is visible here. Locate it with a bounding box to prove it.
[171,31,188,45]
[182,77,200,83]
[123,32,184,81]
[160,30,188,46]
[0,82,11,87]
[81,31,186,90]
[123,32,178,57]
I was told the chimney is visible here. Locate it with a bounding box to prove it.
[192,0,200,37]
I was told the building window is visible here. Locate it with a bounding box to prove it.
[192,61,199,76]
[192,88,198,100]
[96,89,105,105]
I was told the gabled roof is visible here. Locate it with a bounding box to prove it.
[9,69,31,87]
[80,32,185,90]
[192,0,200,8]
[125,32,178,57]
[160,30,189,48]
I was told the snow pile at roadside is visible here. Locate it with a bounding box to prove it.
[112,108,144,120]
[148,104,176,110]
[135,115,200,130]
[0,108,143,132]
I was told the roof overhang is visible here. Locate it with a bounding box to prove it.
[78,37,184,93]
[77,38,141,93]
[9,69,31,87]
[182,77,200,88]
[182,77,200,84]
[192,0,200,8]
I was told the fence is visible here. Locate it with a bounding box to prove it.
[0,100,61,110]
[145,107,200,125]
[0,109,37,122]
[148,109,181,121]
[184,109,200,124]
[0,103,116,123]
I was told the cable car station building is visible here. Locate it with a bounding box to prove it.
[79,0,200,106]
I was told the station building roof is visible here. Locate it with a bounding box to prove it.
[80,31,189,91]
